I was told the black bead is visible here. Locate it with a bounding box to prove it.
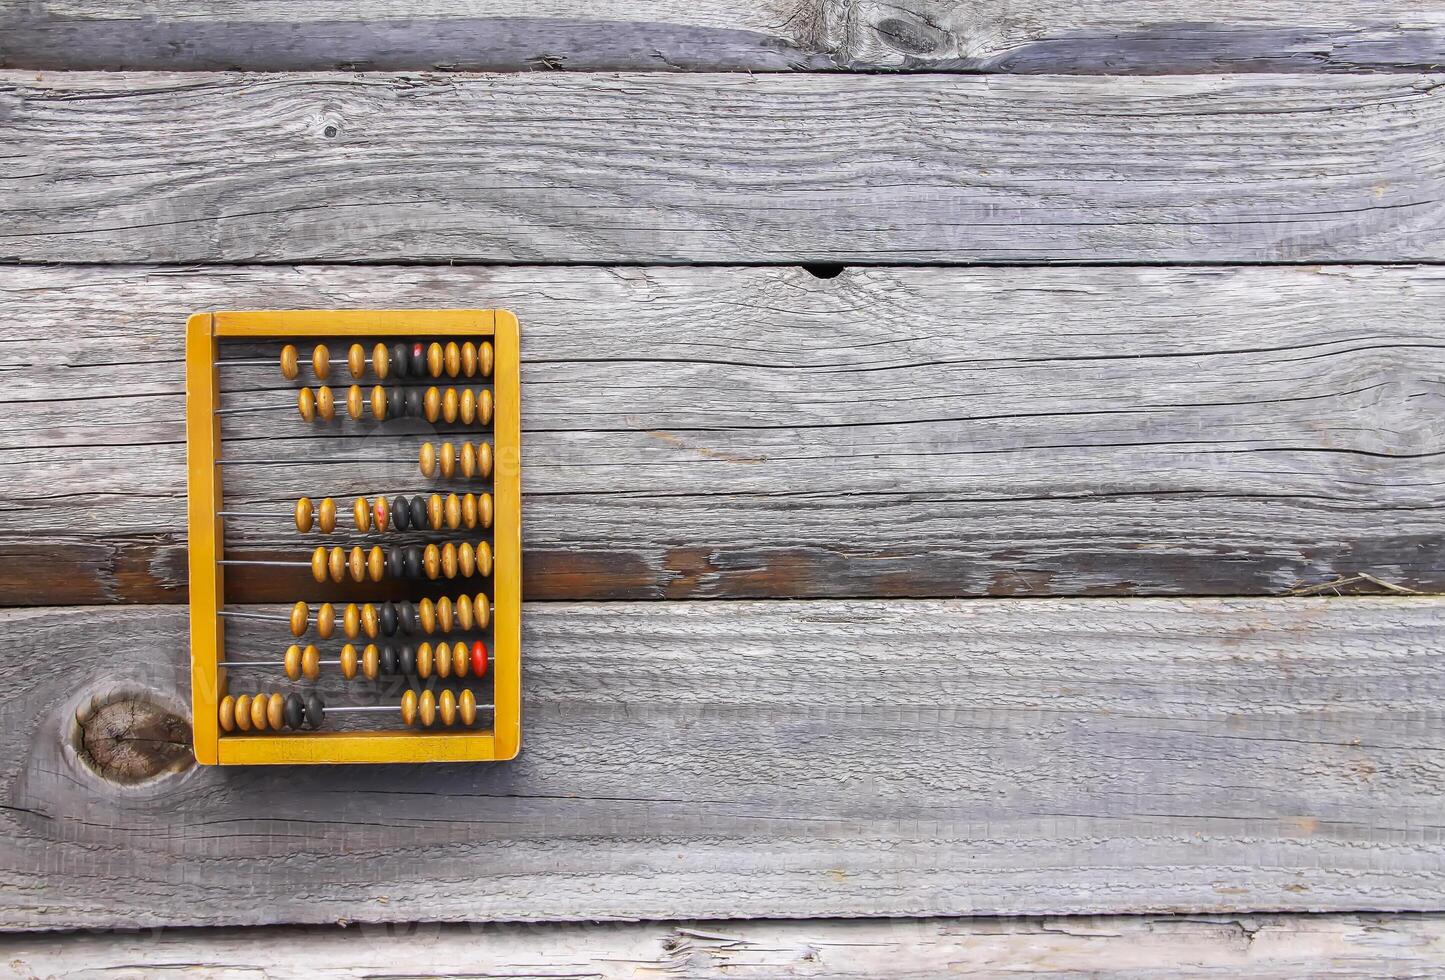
[408,342,425,376]
[388,387,405,420]
[409,496,427,530]
[392,495,410,530]
[399,645,416,675]
[380,645,399,675]
[404,545,423,579]
[399,602,418,635]
[304,694,325,730]
[283,693,305,731]
[391,342,409,379]
[386,546,404,580]
[405,388,422,418]
[380,602,398,636]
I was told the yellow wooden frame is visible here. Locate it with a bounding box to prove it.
[186,309,521,765]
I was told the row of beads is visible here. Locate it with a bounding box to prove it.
[294,492,494,535]
[219,688,481,732]
[297,384,493,425]
[277,639,488,680]
[304,541,493,583]
[421,441,492,480]
[280,341,494,382]
[283,595,491,639]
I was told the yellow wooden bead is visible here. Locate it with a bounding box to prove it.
[218,695,236,733]
[435,642,451,678]
[348,546,365,582]
[372,342,389,380]
[476,541,493,578]
[474,593,490,629]
[439,442,456,479]
[456,593,474,630]
[427,493,443,530]
[418,598,436,634]
[427,342,444,377]
[347,343,366,379]
[346,384,364,420]
[284,644,302,681]
[423,386,441,423]
[295,497,314,534]
[401,689,418,726]
[267,692,285,731]
[444,342,461,378]
[362,603,379,638]
[479,441,493,479]
[368,546,385,582]
[297,387,316,422]
[279,344,299,380]
[328,546,346,583]
[423,543,441,580]
[451,640,467,678]
[459,387,476,425]
[439,688,457,726]
[340,643,358,679]
[370,384,387,420]
[316,385,335,421]
[317,602,335,639]
[459,688,477,726]
[460,493,477,529]
[459,442,476,479]
[439,542,456,580]
[479,492,493,529]
[436,595,454,633]
[477,389,494,426]
[363,643,379,680]
[480,340,494,378]
[289,601,308,637]
[343,603,360,639]
[442,386,458,424]
[302,644,321,680]
[234,694,253,732]
[312,343,330,380]
[249,693,268,732]
[354,497,371,533]
[374,497,390,532]
[417,642,433,679]
[310,547,328,583]
[461,342,478,377]
[444,493,462,530]
[419,689,437,727]
[458,541,475,579]
[319,497,337,534]
[419,442,437,478]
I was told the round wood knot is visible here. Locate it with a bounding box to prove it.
[872,14,949,55]
[72,690,193,785]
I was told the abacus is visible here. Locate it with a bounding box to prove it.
[185,309,521,765]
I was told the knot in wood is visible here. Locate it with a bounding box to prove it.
[73,689,193,785]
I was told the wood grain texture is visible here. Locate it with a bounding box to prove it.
[5,913,1444,977]
[3,0,1443,73]
[4,263,1444,604]
[5,71,1445,264]
[4,597,1444,928]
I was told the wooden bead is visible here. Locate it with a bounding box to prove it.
[424,385,441,423]
[444,493,462,529]
[442,386,459,424]
[370,384,387,420]
[319,498,337,534]
[249,692,268,731]
[401,689,418,726]
[469,639,488,678]
[473,593,490,629]
[418,598,436,634]
[477,389,494,426]
[284,643,302,680]
[435,641,451,679]
[476,492,492,529]
[279,344,299,380]
[459,493,476,528]
[362,603,379,638]
[348,343,366,379]
[346,384,364,420]
[416,642,433,679]
[348,546,365,582]
[479,441,493,479]
[458,388,476,425]
[451,640,467,678]
[354,497,371,533]
[362,643,380,680]
[458,541,475,579]
[437,341,457,377]
[340,643,358,679]
[328,546,346,583]
[302,644,321,680]
[317,602,335,639]
[439,688,457,726]
[423,543,441,580]
[439,442,456,479]
[368,546,385,582]
[459,442,476,478]
[480,340,494,378]
[317,385,335,421]
[297,386,316,422]
[460,688,477,727]
[218,695,236,733]
[374,496,390,532]
[234,694,252,731]
[343,603,360,639]
[476,541,493,577]
[419,690,437,727]
[310,547,328,583]
[461,342,477,376]
[295,497,314,534]
[289,601,308,637]
[426,342,444,377]
[456,593,474,630]
[312,343,330,380]
[426,493,443,530]
[372,342,389,380]
[267,692,285,731]
[419,442,437,478]
[436,595,454,633]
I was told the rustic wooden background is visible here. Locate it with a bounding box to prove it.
[2,0,1444,974]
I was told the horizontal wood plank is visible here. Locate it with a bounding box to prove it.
[4,71,1445,264]
[4,263,1444,604]
[2,597,1443,928]
[5,913,1444,976]
[3,1,1443,73]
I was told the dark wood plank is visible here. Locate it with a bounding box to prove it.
[5,263,1444,604]
[5,913,1444,975]
[5,596,1444,928]
[2,1,1442,73]
[4,71,1445,264]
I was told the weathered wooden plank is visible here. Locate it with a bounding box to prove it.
[3,1,1443,73]
[5,71,1445,264]
[5,913,1444,977]
[2,597,1442,928]
[4,263,1443,604]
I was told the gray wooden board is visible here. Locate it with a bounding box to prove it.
[2,597,1443,929]
[4,913,1445,977]
[3,0,1445,73]
[3,263,1444,604]
[5,71,1445,264]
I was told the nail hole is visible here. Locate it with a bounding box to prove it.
[801,263,845,280]
[323,124,339,138]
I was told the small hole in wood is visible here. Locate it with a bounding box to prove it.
[323,124,339,138]
[801,263,845,280]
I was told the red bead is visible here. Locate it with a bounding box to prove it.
[373,496,389,532]
[412,342,424,358]
[470,640,489,678]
